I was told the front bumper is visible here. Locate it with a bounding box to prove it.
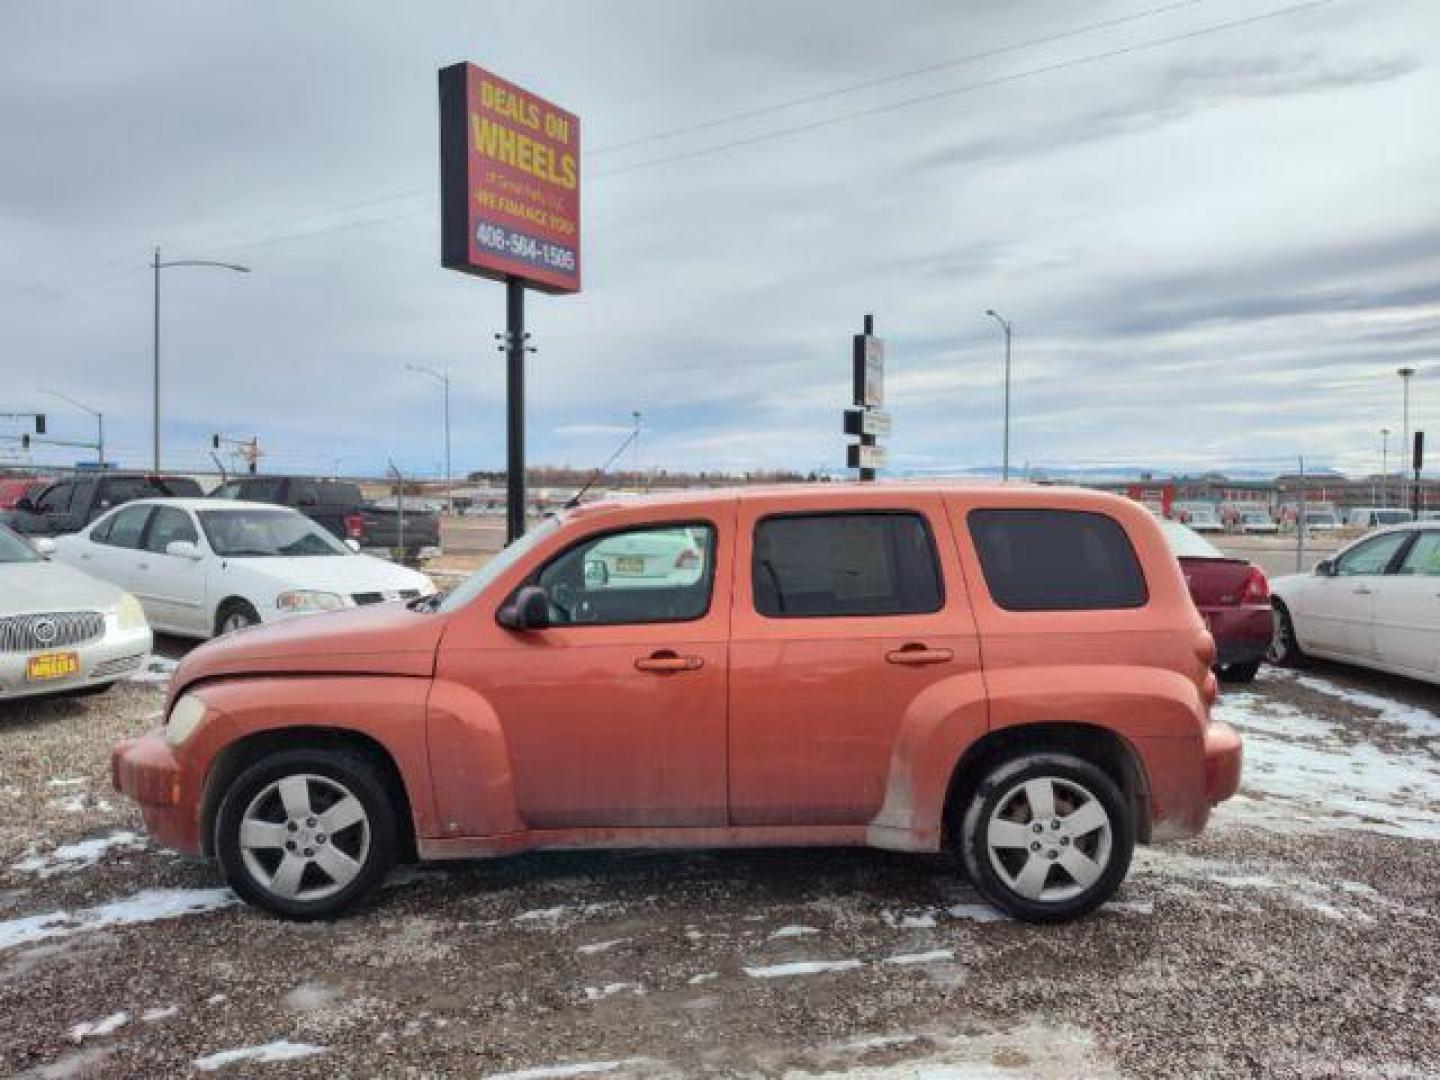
[111,729,202,857]
[0,624,152,700]
[1204,720,1243,805]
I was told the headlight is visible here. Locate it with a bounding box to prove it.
[165,693,208,747]
[116,592,148,632]
[276,590,346,614]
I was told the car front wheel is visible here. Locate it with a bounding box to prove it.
[958,753,1134,923]
[1267,600,1304,667]
[214,749,396,920]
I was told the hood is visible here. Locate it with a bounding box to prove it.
[0,559,125,616]
[228,553,433,595]
[171,602,448,701]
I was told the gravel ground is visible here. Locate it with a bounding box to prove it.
[0,660,1436,1079]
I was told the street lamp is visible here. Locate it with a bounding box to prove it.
[152,246,250,472]
[985,309,1013,481]
[631,410,642,486]
[40,389,104,467]
[1398,367,1416,508]
[1380,427,1391,507]
[406,364,452,516]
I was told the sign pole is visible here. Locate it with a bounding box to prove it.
[506,279,527,545]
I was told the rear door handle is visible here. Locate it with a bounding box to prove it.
[886,645,955,666]
[1353,586,1372,595]
[635,651,704,673]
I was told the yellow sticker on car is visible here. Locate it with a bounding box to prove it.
[26,652,80,681]
[615,555,644,575]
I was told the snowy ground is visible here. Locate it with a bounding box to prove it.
[0,658,1435,1078]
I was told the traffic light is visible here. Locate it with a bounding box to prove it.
[34,414,45,435]
[212,434,221,449]
[21,433,29,450]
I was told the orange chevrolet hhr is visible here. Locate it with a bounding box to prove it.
[113,484,1241,923]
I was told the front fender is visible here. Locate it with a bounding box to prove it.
[423,677,524,839]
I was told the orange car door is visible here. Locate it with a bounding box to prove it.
[440,510,734,830]
[728,494,983,826]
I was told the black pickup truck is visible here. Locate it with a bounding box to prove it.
[210,476,442,562]
[0,472,204,537]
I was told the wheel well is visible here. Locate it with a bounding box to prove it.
[213,597,258,634]
[200,727,418,863]
[941,723,1151,847]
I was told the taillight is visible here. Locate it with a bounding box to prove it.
[1240,565,1269,605]
[674,549,700,570]
[344,514,365,539]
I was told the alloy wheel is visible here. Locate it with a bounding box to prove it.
[238,773,371,902]
[985,776,1113,903]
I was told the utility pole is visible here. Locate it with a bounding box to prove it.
[631,410,642,487]
[1380,427,1391,507]
[1296,455,1306,574]
[496,281,536,545]
[1398,367,1415,510]
[406,364,453,516]
[985,309,1013,481]
[151,246,250,472]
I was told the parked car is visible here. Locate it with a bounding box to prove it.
[211,476,441,563]
[0,472,203,537]
[1160,521,1272,683]
[0,478,48,510]
[1270,523,1440,685]
[54,500,435,639]
[0,523,152,701]
[1178,504,1224,533]
[113,484,1240,923]
[1345,507,1413,529]
[1236,510,1278,535]
[1299,510,1342,533]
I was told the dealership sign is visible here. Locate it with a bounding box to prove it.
[439,63,580,294]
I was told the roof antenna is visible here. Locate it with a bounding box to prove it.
[567,426,641,509]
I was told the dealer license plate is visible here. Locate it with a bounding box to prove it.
[614,555,645,575]
[27,652,80,682]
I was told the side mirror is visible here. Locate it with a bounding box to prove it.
[344,538,361,553]
[1315,559,1335,577]
[498,585,551,631]
[31,537,56,558]
[15,496,35,512]
[166,540,202,560]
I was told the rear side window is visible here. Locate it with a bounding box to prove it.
[752,512,943,618]
[102,505,153,549]
[968,509,1147,611]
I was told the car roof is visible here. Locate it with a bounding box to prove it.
[104,497,293,512]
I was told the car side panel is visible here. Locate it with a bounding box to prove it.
[423,678,525,838]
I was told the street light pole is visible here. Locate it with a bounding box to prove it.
[40,389,104,467]
[1398,367,1416,510]
[1380,427,1391,507]
[985,309,1013,481]
[631,410,642,487]
[405,364,453,516]
[151,245,250,472]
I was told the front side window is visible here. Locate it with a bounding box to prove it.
[145,507,200,553]
[969,509,1147,612]
[534,523,716,626]
[752,512,942,618]
[198,509,349,557]
[35,483,74,513]
[103,505,153,549]
[0,525,38,563]
[1397,532,1440,576]
[1335,531,1410,576]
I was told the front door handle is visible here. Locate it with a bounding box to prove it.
[1352,586,1372,595]
[886,644,955,666]
[635,650,704,673]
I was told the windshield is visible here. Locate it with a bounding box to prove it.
[1305,513,1337,525]
[198,509,349,557]
[0,524,39,563]
[1375,510,1412,525]
[1160,520,1224,559]
[1242,512,1269,523]
[438,514,563,613]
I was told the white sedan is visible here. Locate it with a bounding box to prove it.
[0,523,153,701]
[1270,523,1440,685]
[54,499,435,639]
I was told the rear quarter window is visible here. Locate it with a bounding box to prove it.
[968,508,1147,612]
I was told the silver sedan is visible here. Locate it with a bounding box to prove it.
[0,523,153,701]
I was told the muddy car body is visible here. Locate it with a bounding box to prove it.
[113,484,1241,922]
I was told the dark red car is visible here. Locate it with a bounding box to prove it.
[1161,520,1272,682]
[0,478,45,510]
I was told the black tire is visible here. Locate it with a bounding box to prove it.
[957,752,1134,923]
[214,748,396,920]
[215,599,261,637]
[1267,600,1305,667]
[1219,659,1261,683]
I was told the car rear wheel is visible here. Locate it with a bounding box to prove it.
[214,749,396,920]
[1267,601,1304,667]
[215,599,260,636]
[1219,659,1261,683]
[958,753,1133,923]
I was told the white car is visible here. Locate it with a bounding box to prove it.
[1237,510,1278,534]
[1270,523,1440,685]
[0,523,153,701]
[53,499,435,639]
[1345,507,1413,529]
[1179,505,1224,533]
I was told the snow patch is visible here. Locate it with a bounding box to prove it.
[67,1011,128,1043]
[583,982,643,1002]
[0,887,238,951]
[485,1059,653,1080]
[687,972,719,985]
[577,938,628,955]
[769,925,822,939]
[13,832,146,877]
[192,1041,327,1071]
[130,657,178,685]
[881,949,954,966]
[744,959,864,979]
[141,1005,179,1023]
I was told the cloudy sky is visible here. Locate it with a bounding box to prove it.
[2,0,1437,480]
